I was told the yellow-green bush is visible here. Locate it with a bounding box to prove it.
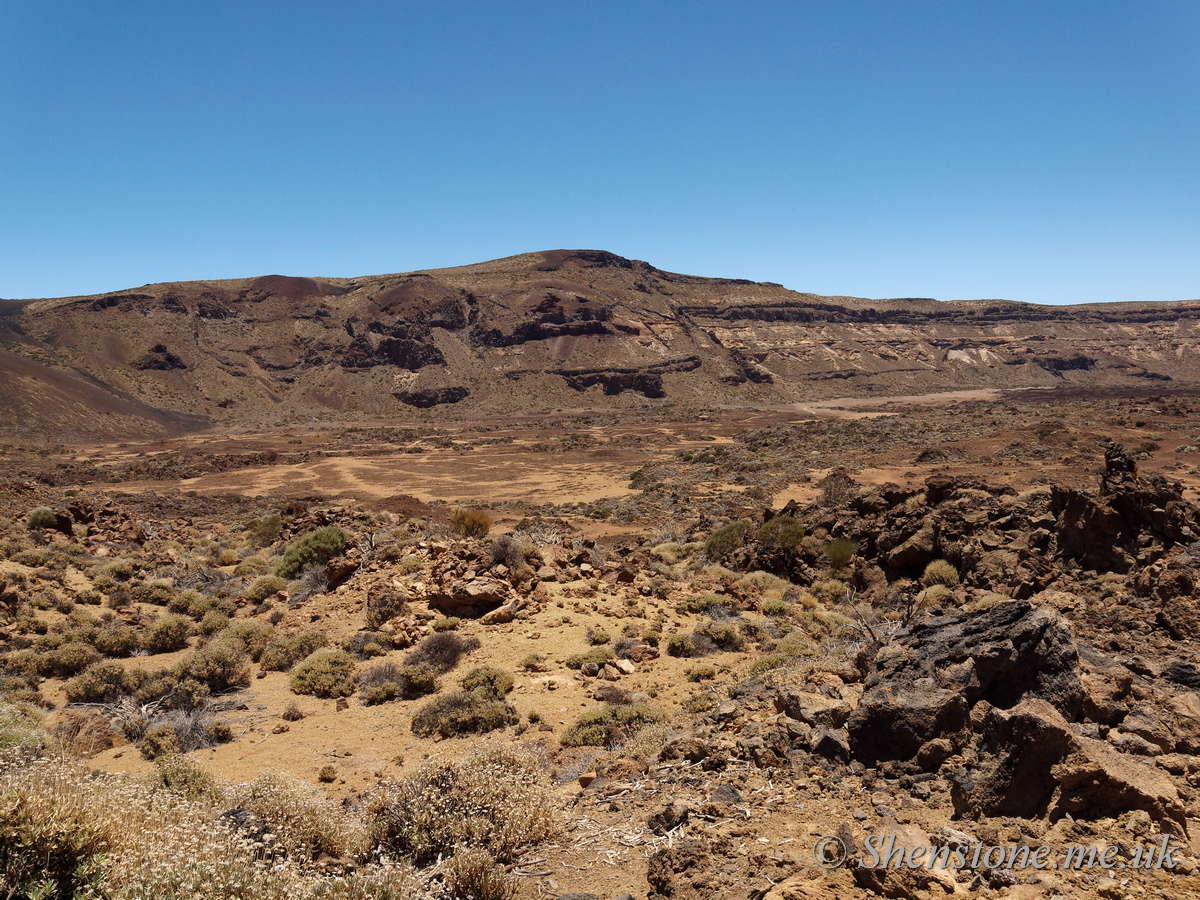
[290,649,357,698]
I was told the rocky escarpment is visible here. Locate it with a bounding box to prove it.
[6,250,1200,433]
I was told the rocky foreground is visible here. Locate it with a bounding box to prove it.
[4,432,1200,899]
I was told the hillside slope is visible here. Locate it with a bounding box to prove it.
[5,250,1200,436]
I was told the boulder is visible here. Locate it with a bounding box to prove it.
[950,698,1186,834]
[848,600,1082,765]
[774,689,852,729]
[427,578,513,618]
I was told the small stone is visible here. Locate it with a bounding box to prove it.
[615,659,636,675]
[578,771,597,788]
[335,698,349,712]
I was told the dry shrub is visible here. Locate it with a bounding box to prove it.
[0,757,403,899]
[404,632,480,674]
[226,770,369,861]
[366,589,408,631]
[445,847,516,900]
[449,508,492,538]
[366,746,556,865]
[144,614,192,653]
[214,620,275,661]
[359,662,437,705]
[244,575,287,603]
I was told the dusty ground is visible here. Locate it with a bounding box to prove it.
[4,384,1200,899]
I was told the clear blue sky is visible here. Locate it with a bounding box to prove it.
[2,1,1197,304]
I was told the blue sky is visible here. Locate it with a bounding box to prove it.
[1,2,1197,304]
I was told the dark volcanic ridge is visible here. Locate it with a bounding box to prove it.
[4,249,1200,439]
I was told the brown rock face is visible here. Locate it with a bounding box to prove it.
[951,698,1187,834]
[848,600,1083,765]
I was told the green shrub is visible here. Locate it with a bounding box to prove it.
[290,649,357,698]
[704,521,752,557]
[213,620,274,661]
[93,624,140,657]
[130,581,176,606]
[177,644,251,693]
[197,609,231,637]
[686,664,716,682]
[64,660,141,703]
[359,662,438,704]
[921,559,960,587]
[560,702,669,747]
[411,690,517,738]
[151,754,222,803]
[687,693,716,713]
[275,527,347,579]
[27,506,58,529]
[755,516,807,549]
[695,620,745,653]
[461,667,514,699]
[144,614,192,653]
[683,592,740,616]
[430,616,460,632]
[244,574,287,602]
[641,629,661,647]
[141,724,179,760]
[318,765,338,783]
[233,555,270,576]
[586,627,610,645]
[260,630,327,671]
[50,642,102,677]
[822,537,858,568]
[342,631,389,660]
[749,631,820,674]
[666,634,698,658]
[449,508,493,538]
[760,599,790,616]
[246,513,282,547]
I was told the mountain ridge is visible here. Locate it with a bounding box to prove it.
[3,249,1199,440]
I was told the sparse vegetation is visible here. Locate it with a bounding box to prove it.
[405,632,481,674]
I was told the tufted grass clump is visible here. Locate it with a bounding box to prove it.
[290,649,357,698]
[366,746,556,865]
[921,559,960,587]
[449,508,493,538]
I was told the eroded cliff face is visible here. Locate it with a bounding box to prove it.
[5,249,1200,434]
